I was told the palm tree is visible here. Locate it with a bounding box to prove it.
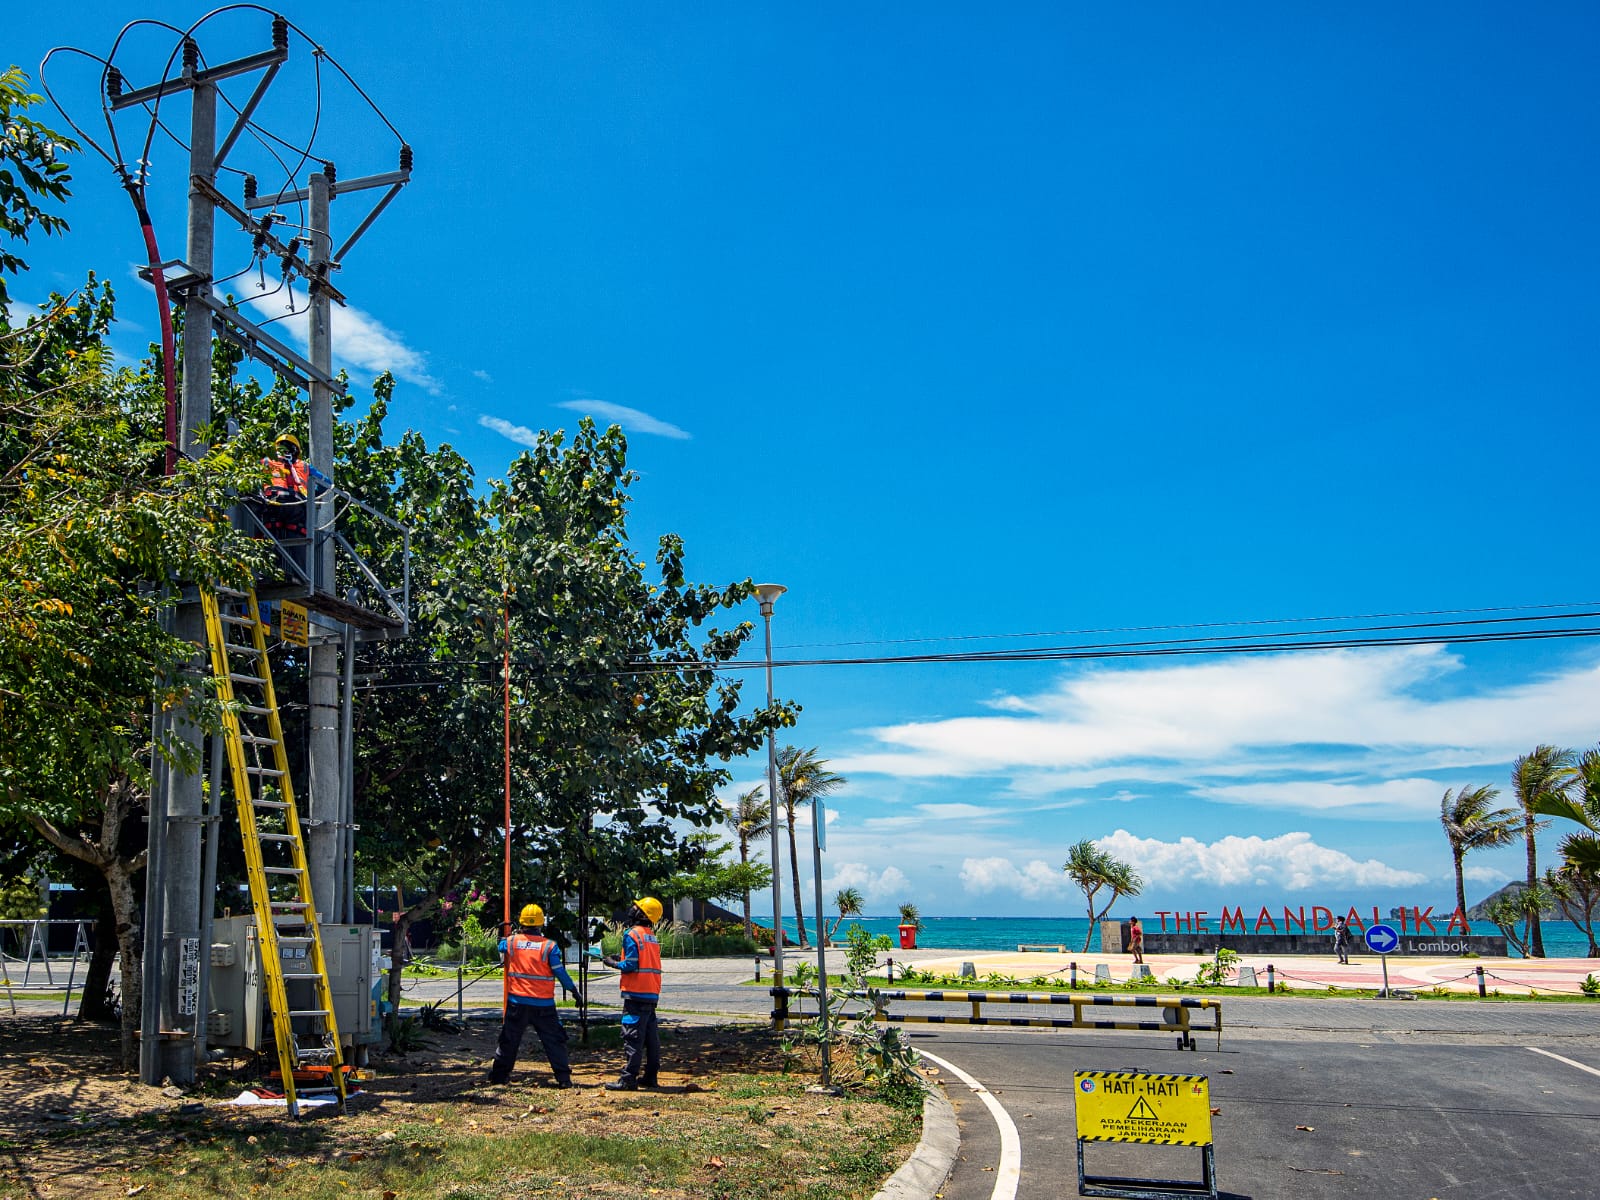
[1438,785,1520,922]
[826,886,865,944]
[1063,840,1144,952]
[1510,745,1575,957]
[777,745,846,947]
[725,787,770,941]
[1533,746,1600,955]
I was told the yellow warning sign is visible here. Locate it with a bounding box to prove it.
[1074,1071,1211,1146]
[280,601,309,647]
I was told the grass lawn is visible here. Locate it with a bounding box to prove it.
[0,1016,920,1200]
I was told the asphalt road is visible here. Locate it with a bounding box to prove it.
[919,1020,1600,1200]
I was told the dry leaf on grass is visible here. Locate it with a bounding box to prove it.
[1295,1125,1315,1132]
[705,1156,725,1170]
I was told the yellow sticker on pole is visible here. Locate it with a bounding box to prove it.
[280,601,309,647]
[1074,1071,1212,1146]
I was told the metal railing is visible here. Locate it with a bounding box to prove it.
[0,919,94,1016]
[774,985,1222,1050]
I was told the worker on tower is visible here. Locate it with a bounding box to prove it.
[258,432,329,541]
[603,896,663,1091]
[487,904,581,1088]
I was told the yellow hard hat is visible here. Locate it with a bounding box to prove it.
[275,432,302,453]
[519,903,545,927]
[634,897,663,925]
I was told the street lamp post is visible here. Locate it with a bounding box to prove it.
[755,584,787,991]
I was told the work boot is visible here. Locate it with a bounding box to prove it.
[604,1080,637,1091]
[641,1076,659,1088]
[547,1077,573,1089]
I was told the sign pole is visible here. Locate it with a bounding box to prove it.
[1363,921,1399,998]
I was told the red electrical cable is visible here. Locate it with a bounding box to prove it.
[127,185,179,475]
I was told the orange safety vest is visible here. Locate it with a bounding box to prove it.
[505,934,557,1001]
[618,925,661,999]
[263,456,311,504]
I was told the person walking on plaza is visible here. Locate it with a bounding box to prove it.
[488,904,581,1088]
[1333,915,1352,965]
[1128,915,1145,964]
[603,897,663,1091]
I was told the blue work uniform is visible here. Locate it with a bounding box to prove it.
[489,932,580,1085]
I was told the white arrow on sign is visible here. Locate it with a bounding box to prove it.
[1366,924,1398,953]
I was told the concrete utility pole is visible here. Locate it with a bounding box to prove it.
[306,166,341,915]
[155,69,220,1084]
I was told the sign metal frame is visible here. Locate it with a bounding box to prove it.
[1074,1070,1218,1200]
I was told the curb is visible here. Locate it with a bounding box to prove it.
[872,1078,959,1200]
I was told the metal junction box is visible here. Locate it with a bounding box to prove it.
[207,916,384,1051]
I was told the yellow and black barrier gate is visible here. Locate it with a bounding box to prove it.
[1075,1070,1216,1199]
[771,987,1221,1051]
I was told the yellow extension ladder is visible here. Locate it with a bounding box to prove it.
[200,584,347,1116]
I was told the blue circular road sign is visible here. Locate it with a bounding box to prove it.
[1364,922,1400,955]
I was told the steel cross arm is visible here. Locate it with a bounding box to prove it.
[334,182,405,263]
[191,291,349,394]
[215,58,284,169]
[192,176,348,305]
[245,168,412,210]
[110,46,290,110]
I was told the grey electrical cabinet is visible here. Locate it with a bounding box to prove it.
[206,916,384,1051]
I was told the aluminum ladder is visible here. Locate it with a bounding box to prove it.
[200,584,347,1116]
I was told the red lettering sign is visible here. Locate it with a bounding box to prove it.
[1254,907,1278,934]
[1220,907,1246,933]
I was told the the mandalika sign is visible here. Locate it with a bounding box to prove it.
[1148,905,1474,936]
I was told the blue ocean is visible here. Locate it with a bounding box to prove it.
[777,915,1595,960]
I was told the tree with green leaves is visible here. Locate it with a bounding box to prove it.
[826,886,864,944]
[1510,745,1575,957]
[256,411,796,1012]
[666,833,772,928]
[1533,746,1600,956]
[1438,784,1520,922]
[1,68,73,309]
[725,786,770,941]
[776,746,845,947]
[1063,839,1144,953]
[1,279,265,1065]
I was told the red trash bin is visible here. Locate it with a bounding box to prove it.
[898,924,918,950]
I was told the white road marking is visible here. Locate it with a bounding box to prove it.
[919,1048,1021,1200]
[1527,1046,1600,1078]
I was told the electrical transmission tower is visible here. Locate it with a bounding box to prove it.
[44,11,414,1090]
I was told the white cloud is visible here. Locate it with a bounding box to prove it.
[556,399,690,440]
[1196,777,1446,819]
[960,857,1072,900]
[479,414,540,448]
[241,286,440,393]
[916,802,1007,821]
[1462,864,1512,884]
[838,648,1600,820]
[1095,829,1428,890]
[472,369,494,383]
[824,863,910,904]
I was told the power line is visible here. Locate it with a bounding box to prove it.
[776,599,1600,651]
[340,608,1600,690]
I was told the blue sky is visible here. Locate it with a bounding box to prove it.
[11,4,1600,919]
